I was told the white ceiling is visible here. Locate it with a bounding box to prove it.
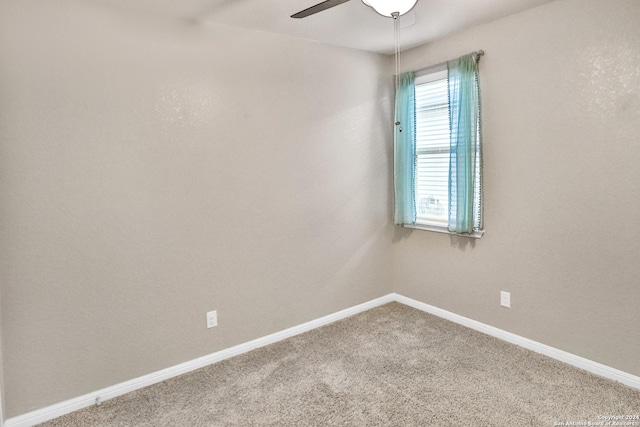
[95,0,557,54]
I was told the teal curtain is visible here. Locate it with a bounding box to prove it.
[447,53,482,234]
[393,72,416,225]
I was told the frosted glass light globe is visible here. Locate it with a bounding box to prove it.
[361,0,418,17]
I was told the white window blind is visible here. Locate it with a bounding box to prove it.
[415,69,450,227]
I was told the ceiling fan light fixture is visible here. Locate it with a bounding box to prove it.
[361,0,418,17]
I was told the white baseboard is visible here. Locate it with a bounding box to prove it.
[392,293,640,391]
[5,293,640,426]
[4,294,395,427]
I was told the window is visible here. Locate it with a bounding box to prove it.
[414,68,450,227]
[394,52,483,237]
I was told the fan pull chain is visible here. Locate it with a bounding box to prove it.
[393,12,401,132]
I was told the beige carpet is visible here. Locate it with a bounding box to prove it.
[40,302,640,426]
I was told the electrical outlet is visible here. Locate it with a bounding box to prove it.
[500,291,511,308]
[206,310,218,328]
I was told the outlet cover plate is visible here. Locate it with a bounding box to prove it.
[500,291,511,308]
[206,310,218,328]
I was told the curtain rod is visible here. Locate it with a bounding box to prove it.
[412,50,484,76]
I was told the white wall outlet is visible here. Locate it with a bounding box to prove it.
[500,291,511,308]
[206,310,218,328]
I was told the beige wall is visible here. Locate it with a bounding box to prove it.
[0,298,4,426]
[393,0,640,377]
[0,1,393,417]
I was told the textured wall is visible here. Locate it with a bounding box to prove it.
[393,0,640,377]
[0,299,4,425]
[0,1,393,417]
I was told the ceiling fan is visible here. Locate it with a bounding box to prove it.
[291,0,418,19]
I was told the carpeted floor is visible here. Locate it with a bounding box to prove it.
[40,302,640,426]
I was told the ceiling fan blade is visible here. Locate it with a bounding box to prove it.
[291,0,352,18]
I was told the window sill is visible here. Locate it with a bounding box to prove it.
[401,223,484,239]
